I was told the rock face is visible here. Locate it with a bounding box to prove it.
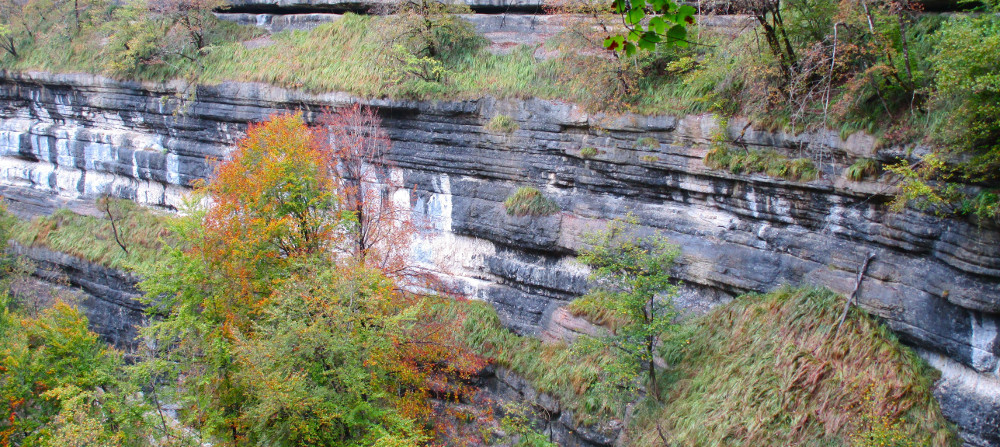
[0,71,997,445]
[483,366,621,447]
[9,242,145,349]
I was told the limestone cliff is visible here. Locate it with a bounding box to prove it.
[0,71,996,446]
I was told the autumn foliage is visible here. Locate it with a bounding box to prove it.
[137,108,489,446]
[195,112,339,331]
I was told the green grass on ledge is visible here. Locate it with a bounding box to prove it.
[0,13,708,116]
[446,287,958,446]
[11,199,176,272]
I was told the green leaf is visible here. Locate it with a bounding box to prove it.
[613,0,628,14]
[624,42,637,56]
[677,4,697,25]
[667,24,688,46]
[650,17,666,34]
[604,35,625,51]
[639,32,661,51]
[626,8,645,25]
[648,0,674,12]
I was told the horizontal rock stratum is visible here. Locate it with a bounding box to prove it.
[0,71,997,446]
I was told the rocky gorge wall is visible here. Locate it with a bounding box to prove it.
[0,71,997,446]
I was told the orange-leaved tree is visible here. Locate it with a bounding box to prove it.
[201,112,341,326]
[139,112,347,444]
[140,110,492,446]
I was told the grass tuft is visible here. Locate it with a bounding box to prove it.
[503,187,559,217]
[485,114,518,134]
[580,147,598,159]
[635,137,661,149]
[566,295,630,332]
[846,158,882,181]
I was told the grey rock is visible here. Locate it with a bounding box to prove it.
[485,366,621,447]
[9,242,145,348]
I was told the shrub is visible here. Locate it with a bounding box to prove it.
[929,15,1000,166]
[486,114,518,134]
[846,158,882,181]
[580,147,598,158]
[504,187,558,217]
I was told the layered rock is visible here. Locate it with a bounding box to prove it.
[8,242,145,349]
[0,71,997,445]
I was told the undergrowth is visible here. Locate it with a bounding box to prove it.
[628,287,957,446]
[427,299,621,426]
[11,199,175,271]
[440,286,958,445]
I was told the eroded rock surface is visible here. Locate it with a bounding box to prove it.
[0,71,997,445]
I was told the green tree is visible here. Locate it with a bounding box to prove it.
[572,215,680,401]
[137,113,343,444]
[0,298,148,447]
[229,264,429,446]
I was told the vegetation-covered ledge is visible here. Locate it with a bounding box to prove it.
[1,0,996,221]
[0,69,920,196]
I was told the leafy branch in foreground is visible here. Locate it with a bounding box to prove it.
[605,0,696,55]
